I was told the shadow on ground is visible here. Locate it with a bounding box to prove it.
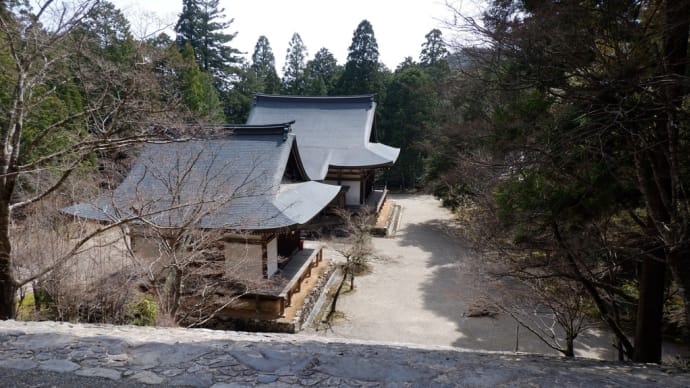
[394,213,617,358]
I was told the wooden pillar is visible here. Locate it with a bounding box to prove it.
[360,170,365,205]
[261,235,268,278]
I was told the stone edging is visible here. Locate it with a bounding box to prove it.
[291,261,337,331]
[1,320,689,387]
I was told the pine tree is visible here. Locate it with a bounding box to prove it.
[419,29,448,66]
[335,20,385,96]
[251,36,280,94]
[282,32,308,95]
[175,0,241,89]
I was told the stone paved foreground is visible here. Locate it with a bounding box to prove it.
[0,320,688,387]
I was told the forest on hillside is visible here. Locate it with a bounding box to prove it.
[1,0,689,364]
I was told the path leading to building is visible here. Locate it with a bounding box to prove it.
[315,194,625,359]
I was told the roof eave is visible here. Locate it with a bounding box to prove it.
[254,93,376,105]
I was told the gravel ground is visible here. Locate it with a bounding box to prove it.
[314,194,639,359]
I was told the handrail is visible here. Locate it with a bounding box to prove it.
[278,245,322,301]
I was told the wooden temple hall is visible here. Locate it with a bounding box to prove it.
[247,94,400,211]
[63,124,340,320]
[62,94,399,325]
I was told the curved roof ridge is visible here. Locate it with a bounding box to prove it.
[222,122,294,136]
[254,94,375,104]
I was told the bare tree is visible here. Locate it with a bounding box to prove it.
[500,280,595,358]
[327,209,374,321]
[0,0,182,318]
[110,140,281,327]
[13,187,138,323]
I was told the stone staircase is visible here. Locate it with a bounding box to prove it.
[372,198,403,237]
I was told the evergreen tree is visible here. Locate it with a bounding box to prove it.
[305,47,340,95]
[79,1,135,63]
[175,0,241,89]
[250,36,280,94]
[429,0,690,363]
[380,64,436,189]
[347,20,379,64]
[336,20,385,96]
[419,29,450,81]
[148,32,174,49]
[396,57,417,72]
[419,29,447,66]
[282,32,308,95]
[223,62,263,123]
[179,43,225,122]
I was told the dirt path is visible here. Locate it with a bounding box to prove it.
[314,194,624,359]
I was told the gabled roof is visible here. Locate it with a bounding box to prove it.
[246,94,400,180]
[63,124,339,230]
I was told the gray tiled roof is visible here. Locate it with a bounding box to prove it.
[246,94,400,180]
[62,126,339,230]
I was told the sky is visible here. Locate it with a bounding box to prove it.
[110,0,478,72]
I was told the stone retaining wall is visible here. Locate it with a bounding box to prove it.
[1,320,689,387]
[290,261,337,331]
[209,261,337,334]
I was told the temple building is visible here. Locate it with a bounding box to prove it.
[246,94,400,210]
[63,124,339,321]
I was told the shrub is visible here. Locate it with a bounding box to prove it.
[127,295,158,326]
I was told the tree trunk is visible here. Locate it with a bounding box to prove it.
[667,250,690,336]
[564,336,574,358]
[327,266,349,321]
[633,255,666,363]
[632,0,690,361]
[0,201,16,320]
[32,282,40,311]
[661,0,690,337]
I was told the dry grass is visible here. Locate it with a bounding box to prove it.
[465,299,500,318]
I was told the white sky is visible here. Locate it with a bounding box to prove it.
[110,0,477,73]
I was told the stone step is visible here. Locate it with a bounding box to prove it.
[372,199,403,237]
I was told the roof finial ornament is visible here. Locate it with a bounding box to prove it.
[283,120,295,141]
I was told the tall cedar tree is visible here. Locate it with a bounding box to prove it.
[304,47,340,95]
[179,43,225,122]
[381,63,436,189]
[250,36,280,94]
[436,0,690,362]
[175,0,241,89]
[282,32,308,95]
[419,29,447,66]
[336,20,385,96]
[419,28,450,81]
